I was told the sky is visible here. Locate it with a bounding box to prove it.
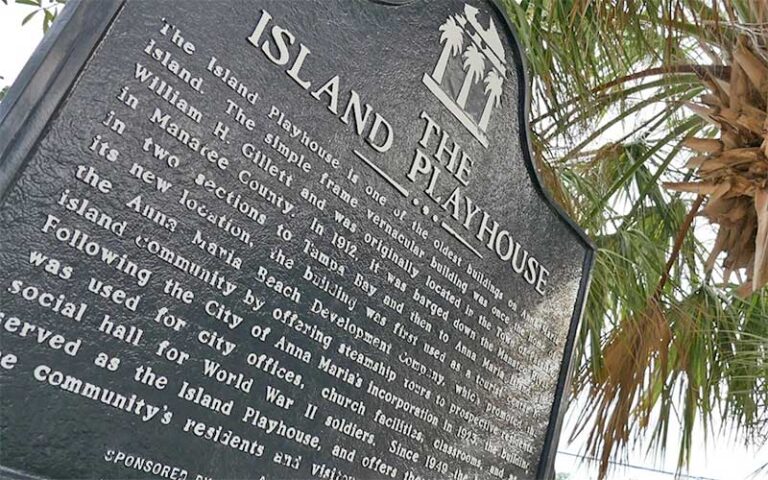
[0,5,45,89]
[1,3,766,480]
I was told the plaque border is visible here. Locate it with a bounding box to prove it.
[0,0,124,200]
[0,2,596,479]
[0,1,124,478]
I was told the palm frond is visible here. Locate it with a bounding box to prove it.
[505,0,768,477]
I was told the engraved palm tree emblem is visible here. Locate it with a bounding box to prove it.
[457,44,486,108]
[421,4,507,149]
[480,69,502,129]
[432,16,464,83]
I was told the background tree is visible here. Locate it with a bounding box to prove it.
[0,0,62,30]
[502,0,768,477]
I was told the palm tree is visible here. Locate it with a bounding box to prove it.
[479,69,503,130]
[505,0,768,478]
[432,15,464,84]
[457,43,485,108]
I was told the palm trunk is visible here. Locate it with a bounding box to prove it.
[478,96,496,130]
[456,74,475,108]
[432,45,453,83]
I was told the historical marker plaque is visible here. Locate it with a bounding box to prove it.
[0,1,593,479]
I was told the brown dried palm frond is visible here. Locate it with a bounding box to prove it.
[666,40,768,296]
[577,297,672,479]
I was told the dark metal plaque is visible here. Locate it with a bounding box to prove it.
[0,1,594,479]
